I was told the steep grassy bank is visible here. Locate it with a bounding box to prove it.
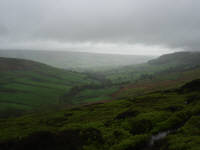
[113,67,200,99]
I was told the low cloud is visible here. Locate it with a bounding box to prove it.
[0,0,200,54]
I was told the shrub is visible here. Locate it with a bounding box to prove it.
[110,134,149,150]
[153,110,192,132]
[129,119,152,135]
[115,110,139,120]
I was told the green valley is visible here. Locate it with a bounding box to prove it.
[1,1,200,149]
[0,52,200,150]
[0,57,116,117]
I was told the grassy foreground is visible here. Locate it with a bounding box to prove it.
[0,79,200,150]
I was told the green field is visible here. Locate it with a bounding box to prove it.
[66,86,119,104]
[0,57,106,117]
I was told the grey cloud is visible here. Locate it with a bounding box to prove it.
[0,24,8,35]
[0,0,200,53]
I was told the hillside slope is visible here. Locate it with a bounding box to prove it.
[149,51,200,66]
[0,79,200,150]
[113,67,200,99]
[0,57,101,117]
[103,52,200,84]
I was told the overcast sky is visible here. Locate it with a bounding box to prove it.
[0,0,200,55]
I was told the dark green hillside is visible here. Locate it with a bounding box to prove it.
[0,57,103,117]
[149,51,200,66]
[0,57,49,71]
[0,79,200,150]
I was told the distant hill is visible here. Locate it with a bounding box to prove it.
[0,57,55,71]
[103,51,200,84]
[0,57,102,117]
[0,50,154,71]
[149,51,200,66]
